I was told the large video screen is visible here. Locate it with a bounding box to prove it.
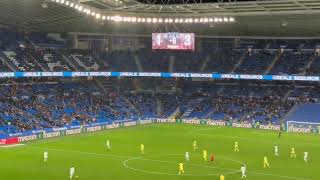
[152,33,195,50]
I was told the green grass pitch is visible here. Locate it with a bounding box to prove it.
[0,124,318,180]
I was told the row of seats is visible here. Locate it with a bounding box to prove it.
[0,79,318,135]
[0,48,319,75]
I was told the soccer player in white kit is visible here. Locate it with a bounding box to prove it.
[241,164,247,178]
[274,145,279,157]
[70,166,75,179]
[185,152,190,161]
[304,152,309,162]
[106,139,111,150]
[43,151,48,162]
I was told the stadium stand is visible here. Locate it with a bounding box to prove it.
[0,32,320,136]
[32,49,73,71]
[1,32,320,75]
[0,77,316,136]
[284,103,320,123]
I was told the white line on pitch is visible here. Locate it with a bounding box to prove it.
[31,146,310,180]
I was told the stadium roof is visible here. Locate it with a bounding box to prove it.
[1,0,320,37]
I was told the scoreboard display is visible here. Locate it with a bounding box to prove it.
[152,33,195,50]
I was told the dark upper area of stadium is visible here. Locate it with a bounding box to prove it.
[135,0,260,5]
[0,0,320,37]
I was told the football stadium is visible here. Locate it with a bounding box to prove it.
[0,0,320,179]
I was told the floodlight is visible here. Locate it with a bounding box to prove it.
[152,18,157,23]
[114,15,122,22]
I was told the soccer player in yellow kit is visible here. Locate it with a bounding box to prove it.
[290,147,296,158]
[140,144,145,155]
[220,174,225,180]
[178,163,184,175]
[234,141,239,152]
[263,156,270,168]
[203,150,207,162]
[193,140,198,151]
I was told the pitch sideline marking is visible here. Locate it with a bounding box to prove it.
[31,147,310,180]
[0,144,25,148]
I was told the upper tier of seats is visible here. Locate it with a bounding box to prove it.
[0,48,319,76]
[0,32,320,75]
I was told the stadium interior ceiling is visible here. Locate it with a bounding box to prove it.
[1,0,320,37]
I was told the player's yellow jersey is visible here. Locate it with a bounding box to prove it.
[235,141,238,147]
[193,140,198,150]
[220,174,225,180]
[264,156,268,162]
[203,150,207,156]
[291,148,295,153]
[179,163,184,170]
[140,144,144,150]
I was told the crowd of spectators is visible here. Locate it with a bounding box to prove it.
[0,79,316,135]
[0,32,320,135]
